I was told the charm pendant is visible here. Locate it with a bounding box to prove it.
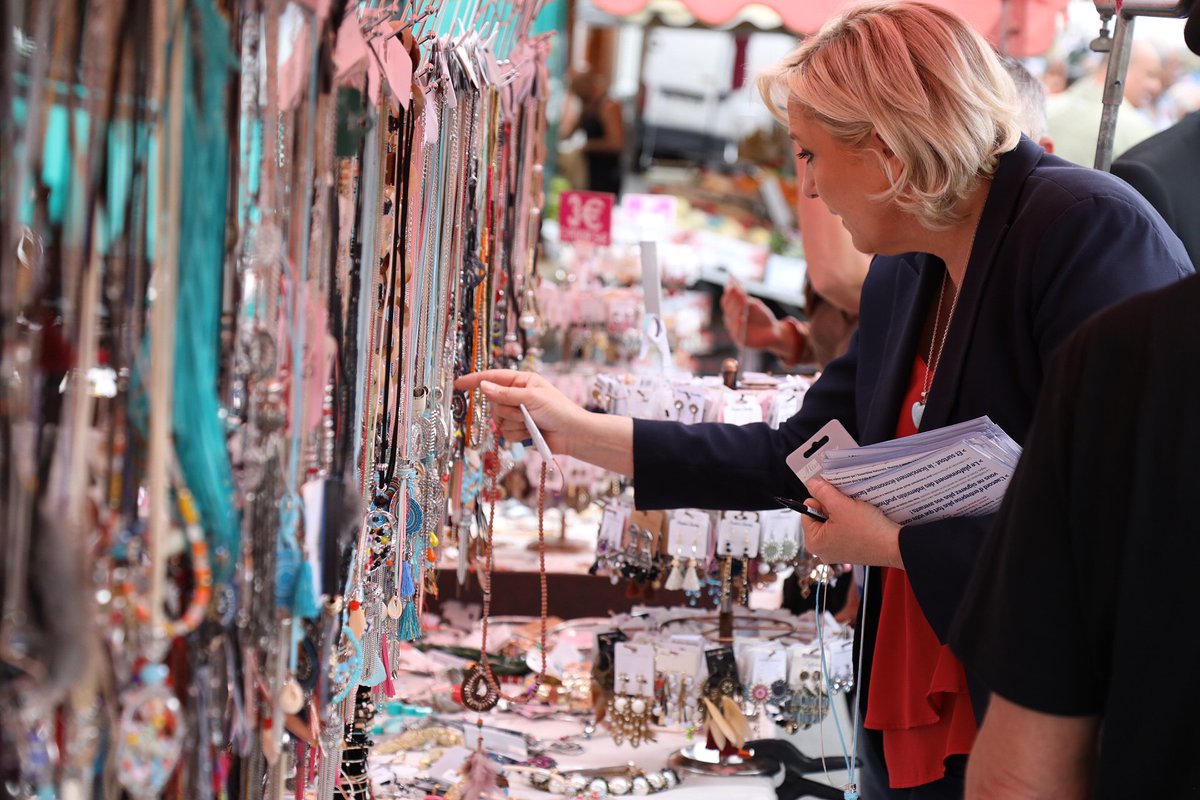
[911,400,925,429]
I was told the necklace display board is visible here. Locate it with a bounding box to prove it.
[0,1,561,797]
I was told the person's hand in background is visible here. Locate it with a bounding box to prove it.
[720,277,808,360]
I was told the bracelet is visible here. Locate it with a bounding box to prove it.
[529,764,680,797]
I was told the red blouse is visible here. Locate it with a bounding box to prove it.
[863,356,977,789]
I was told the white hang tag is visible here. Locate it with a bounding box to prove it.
[751,648,789,687]
[717,512,761,558]
[771,388,804,428]
[599,500,631,549]
[785,418,859,484]
[614,642,657,697]
[788,645,823,686]
[722,394,763,426]
[668,510,711,559]
[655,641,704,678]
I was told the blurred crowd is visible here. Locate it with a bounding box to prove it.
[1034,36,1200,165]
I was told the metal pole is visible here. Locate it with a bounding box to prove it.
[1095,13,1136,171]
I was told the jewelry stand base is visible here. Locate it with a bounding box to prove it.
[668,744,780,778]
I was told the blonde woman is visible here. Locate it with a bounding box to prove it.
[459,3,1192,796]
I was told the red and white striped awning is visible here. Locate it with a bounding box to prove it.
[590,0,1070,56]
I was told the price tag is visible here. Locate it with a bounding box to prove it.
[560,190,614,246]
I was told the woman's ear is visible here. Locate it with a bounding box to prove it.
[872,131,896,159]
[872,131,902,183]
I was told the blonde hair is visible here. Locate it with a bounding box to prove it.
[759,1,1021,229]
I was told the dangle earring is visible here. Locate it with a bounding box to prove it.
[681,546,701,594]
[664,545,685,591]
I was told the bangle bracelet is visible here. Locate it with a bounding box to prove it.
[528,764,680,797]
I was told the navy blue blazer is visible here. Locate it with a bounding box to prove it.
[633,137,1192,710]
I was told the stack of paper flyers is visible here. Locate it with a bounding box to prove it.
[809,417,1022,526]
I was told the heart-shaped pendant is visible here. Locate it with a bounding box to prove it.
[911,400,925,429]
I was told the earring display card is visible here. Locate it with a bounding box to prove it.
[599,500,632,549]
[717,511,761,558]
[750,648,788,687]
[705,645,741,684]
[667,510,711,559]
[655,641,703,678]
[614,642,656,697]
[759,509,801,547]
[722,393,764,426]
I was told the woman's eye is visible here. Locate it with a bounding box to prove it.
[797,149,814,163]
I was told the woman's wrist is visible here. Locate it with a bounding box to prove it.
[565,410,634,476]
[770,318,804,362]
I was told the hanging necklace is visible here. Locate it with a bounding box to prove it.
[461,445,550,712]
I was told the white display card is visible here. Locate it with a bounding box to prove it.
[759,509,801,548]
[654,641,704,678]
[716,511,761,558]
[785,418,859,483]
[599,500,631,549]
[667,510,711,559]
[722,394,764,426]
[751,648,788,687]
[614,642,657,697]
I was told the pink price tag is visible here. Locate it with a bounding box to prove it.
[559,190,614,246]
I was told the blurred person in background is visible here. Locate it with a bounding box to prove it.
[1112,8,1200,269]
[560,71,625,196]
[1046,40,1161,165]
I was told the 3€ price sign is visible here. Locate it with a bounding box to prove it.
[559,190,614,246]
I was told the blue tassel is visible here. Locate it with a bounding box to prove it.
[398,601,422,641]
[293,562,320,620]
[400,560,416,599]
[275,546,299,608]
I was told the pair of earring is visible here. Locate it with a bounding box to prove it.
[663,547,701,593]
[759,537,799,565]
[608,674,654,747]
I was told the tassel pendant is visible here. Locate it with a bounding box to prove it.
[397,600,422,641]
[400,560,416,599]
[681,561,702,593]
[664,558,684,591]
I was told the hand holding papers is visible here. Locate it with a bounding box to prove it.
[787,417,1022,526]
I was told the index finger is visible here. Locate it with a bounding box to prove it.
[453,369,526,392]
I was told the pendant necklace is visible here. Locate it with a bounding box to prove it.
[911,270,959,429]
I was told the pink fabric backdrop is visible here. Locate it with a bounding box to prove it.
[592,0,1068,56]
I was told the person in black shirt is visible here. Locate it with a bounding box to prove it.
[560,72,624,196]
[950,274,1200,799]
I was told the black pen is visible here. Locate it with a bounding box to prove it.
[773,495,829,523]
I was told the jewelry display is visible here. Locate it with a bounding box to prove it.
[528,765,681,798]
[0,0,559,796]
